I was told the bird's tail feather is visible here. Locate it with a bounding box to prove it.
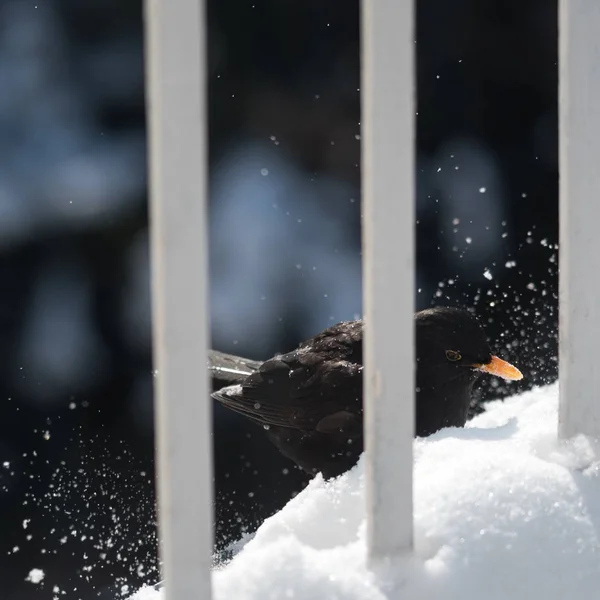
[208,349,261,391]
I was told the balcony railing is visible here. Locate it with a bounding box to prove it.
[144,1,600,598]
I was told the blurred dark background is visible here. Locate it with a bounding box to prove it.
[0,0,558,598]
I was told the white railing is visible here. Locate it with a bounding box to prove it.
[361,0,414,562]
[145,1,213,599]
[557,0,600,440]
[145,0,600,598]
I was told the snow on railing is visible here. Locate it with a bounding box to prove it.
[558,0,600,440]
[145,0,600,597]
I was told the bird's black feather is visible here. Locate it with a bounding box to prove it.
[212,307,514,479]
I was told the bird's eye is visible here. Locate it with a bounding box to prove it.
[445,350,462,362]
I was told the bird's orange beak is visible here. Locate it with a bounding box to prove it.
[474,355,523,381]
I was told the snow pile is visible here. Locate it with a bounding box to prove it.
[132,383,600,600]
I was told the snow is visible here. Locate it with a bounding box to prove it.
[131,383,600,600]
[26,568,45,584]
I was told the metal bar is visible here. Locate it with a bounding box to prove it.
[144,0,213,598]
[361,0,415,562]
[558,0,600,440]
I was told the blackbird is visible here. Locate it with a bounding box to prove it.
[210,307,522,479]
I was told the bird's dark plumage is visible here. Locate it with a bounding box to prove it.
[211,307,522,479]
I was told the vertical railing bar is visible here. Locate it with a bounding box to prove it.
[558,0,600,440]
[145,1,213,598]
[361,0,415,562]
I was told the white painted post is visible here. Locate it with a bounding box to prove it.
[145,1,213,599]
[558,0,600,440]
[361,0,415,562]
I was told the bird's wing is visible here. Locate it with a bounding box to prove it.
[211,350,364,433]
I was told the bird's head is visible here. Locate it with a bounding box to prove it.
[415,307,523,385]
